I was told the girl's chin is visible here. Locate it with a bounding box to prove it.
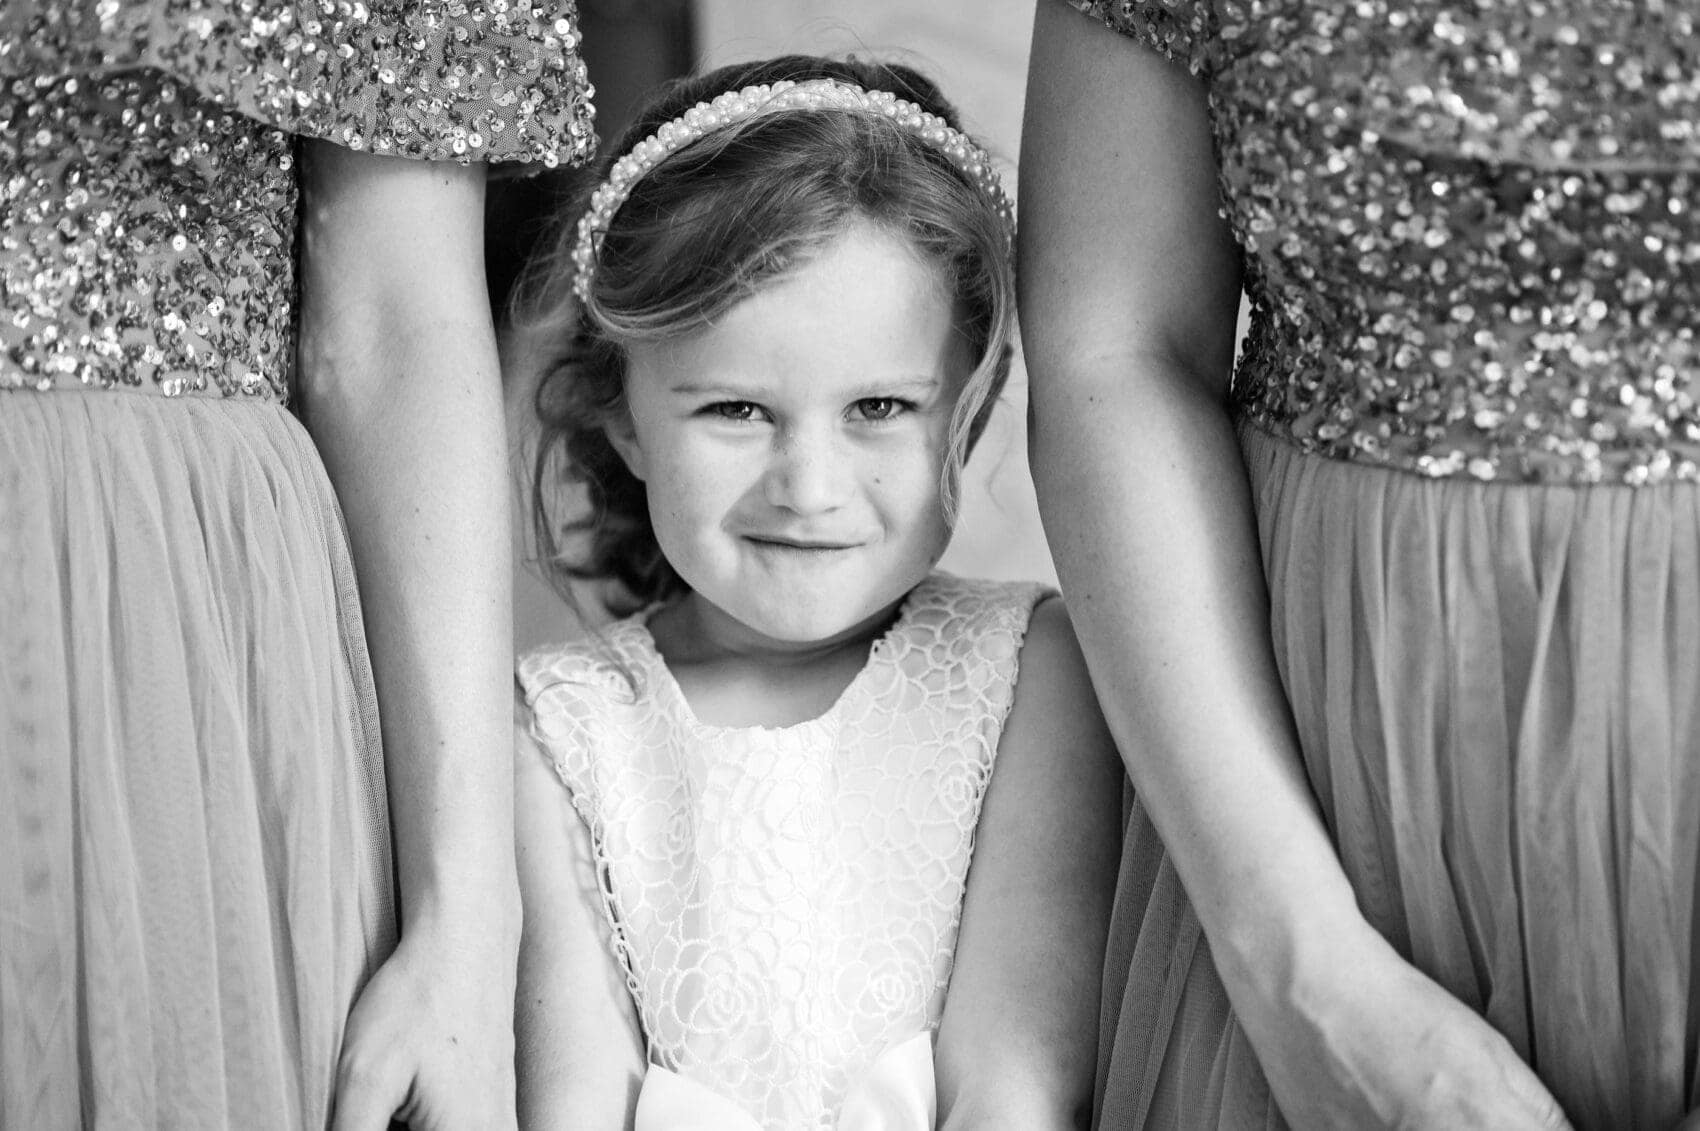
[731,605,888,648]
[691,588,908,652]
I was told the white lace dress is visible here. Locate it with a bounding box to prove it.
[518,573,1047,1130]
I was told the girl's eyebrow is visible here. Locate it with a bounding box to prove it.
[863,376,944,395]
[666,375,947,398]
[665,379,762,397]
[842,376,950,404]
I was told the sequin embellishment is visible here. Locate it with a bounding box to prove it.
[1,0,596,399]
[1070,0,1700,485]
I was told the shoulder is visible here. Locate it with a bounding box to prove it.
[1017,591,1085,671]
[517,611,656,695]
[516,617,673,820]
[979,584,1109,755]
[890,573,1060,732]
[900,572,1056,672]
[1010,592,1098,715]
[906,572,1052,641]
[518,632,625,697]
[993,589,1119,798]
[517,618,652,749]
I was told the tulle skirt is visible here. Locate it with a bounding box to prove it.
[0,390,396,1128]
[1096,423,1700,1130]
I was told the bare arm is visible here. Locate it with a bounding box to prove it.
[1020,3,1569,1127]
[514,715,645,1129]
[1022,0,1355,1018]
[297,140,521,1130]
[935,596,1121,1130]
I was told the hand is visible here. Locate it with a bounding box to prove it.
[331,909,521,1131]
[1231,920,1572,1130]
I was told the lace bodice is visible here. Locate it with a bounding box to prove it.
[1068,0,1700,485]
[1,0,594,400]
[518,574,1047,1130]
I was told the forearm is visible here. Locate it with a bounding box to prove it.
[514,729,644,1128]
[939,1069,1085,1131]
[936,913,1101,1131]
[937,859,1104,1131]
[515,933,620,1129]
[1028,360,1360,993]
[514,953,576,1129]
[308,363,520,929]
[298,142,519,936]
[1032,375,1569,1125]
[513,902,642,1130]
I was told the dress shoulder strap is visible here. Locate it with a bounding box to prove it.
[517,619,661,805]
[870,572,1052,758]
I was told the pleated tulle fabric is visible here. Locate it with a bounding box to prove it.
[0,391,396,1128]
[1098,424,1700,1130]
[1095,791,1280,1131]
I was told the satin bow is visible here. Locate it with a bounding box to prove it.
[633,1032,936,1130]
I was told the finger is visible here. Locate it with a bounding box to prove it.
[330,1057,411,1131]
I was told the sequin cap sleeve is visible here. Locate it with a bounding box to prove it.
[1,0,595,166]
[1061,0,1213,78]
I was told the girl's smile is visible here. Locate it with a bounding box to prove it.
[609,219,973,656]
[744,537,860,553]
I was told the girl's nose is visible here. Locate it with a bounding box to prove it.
[763,432,853,515]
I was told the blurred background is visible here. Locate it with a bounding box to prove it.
[494,0,1051,652]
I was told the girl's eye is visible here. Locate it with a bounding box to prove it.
[852,397,911,422]
[705,401,765,422]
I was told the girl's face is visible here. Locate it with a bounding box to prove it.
[610,220,973,650]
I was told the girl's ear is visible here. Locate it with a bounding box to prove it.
[604,410,647,482]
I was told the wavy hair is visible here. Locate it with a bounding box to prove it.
[509,54,1017,615]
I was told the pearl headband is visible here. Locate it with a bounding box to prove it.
[569,78,1016,303]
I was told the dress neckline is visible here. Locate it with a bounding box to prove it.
[621,583,923,739]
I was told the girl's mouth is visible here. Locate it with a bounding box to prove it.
[744,535,858,552]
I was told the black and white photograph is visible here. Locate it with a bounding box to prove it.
[3,0,1697,1127]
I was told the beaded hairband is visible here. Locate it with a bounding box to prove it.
[569,77,1016,303]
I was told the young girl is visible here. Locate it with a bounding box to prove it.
[508,55,1121,1130]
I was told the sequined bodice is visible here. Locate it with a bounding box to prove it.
[518,575,1045,1130]
[1072,0,1700,484]
[1,0,595,401]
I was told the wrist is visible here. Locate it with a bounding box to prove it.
[399,866,523,948]
[1201,873,1375,1021]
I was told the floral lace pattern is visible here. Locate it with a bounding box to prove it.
[1,0,594,399]
[1066,0,1700,485]
[519,574,1046,1130]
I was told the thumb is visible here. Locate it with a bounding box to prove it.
[1499,1056,1571,1131]
[1520,1082,1571,1131]
[330,1054,411,1131]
